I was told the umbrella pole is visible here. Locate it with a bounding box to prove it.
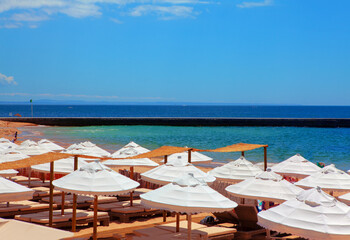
[49,161,54,227]
[61,192,65,215]
[187,214,192,240]
[163,210,167,222]
[241,151,244,157]
[93,195,98,240]
[164,155,168,164]
[264,147,267,171]
[176,213,180,232]
[188,150,192,163]
[28,167,31,188]
[130,166,134,207]
[72,155,78,232]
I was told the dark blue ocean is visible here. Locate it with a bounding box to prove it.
[1,104,350,118]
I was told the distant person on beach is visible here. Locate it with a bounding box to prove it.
[13,131,17,143]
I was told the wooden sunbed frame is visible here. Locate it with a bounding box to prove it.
[15,209,110,228]
[109,206,163,222]
[117,188,152,201]
[132,221,237,240]
[32,187,62,201]
[0,200,57,218]
[40,195,118,209]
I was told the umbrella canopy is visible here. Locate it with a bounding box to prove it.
[208,156,263,183]
[141,159,215,185]
[53,160,140,196]
[110,141,150,158]
[258,187,350,240]
[0,138,18,149]
[16,141,51,156]
[162,151,213,164]
[0,177,34,202]
[225,169,303,203]
[37,139,64,151]
[103,158,158,167]
[141,173,237,214]
[0,149,29,163]
[0,169,18,178]
[271,154,320,178]
[295,164,350,193]
[80,141,111,157]
[62,142,110,157]
[0,218,73,240]
[32,157,89,174]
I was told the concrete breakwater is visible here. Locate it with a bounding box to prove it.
[1,117,350,128]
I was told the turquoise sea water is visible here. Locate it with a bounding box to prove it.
[28,125,350,170]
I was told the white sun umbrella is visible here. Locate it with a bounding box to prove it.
[141,159,215,185]
[0,149,29,163]
[258,187,350,240]
[225,169,303,203]
[141,173,237,240]
[16,141,51,156]
[271,154,320,179]
[110,141,150,158]
[208,156,263,183]
[0,218,73,240]
[162,151,213,164]
[63,142,110,158]
[15,141,51,187]
[80,141,111,157]
[104,158,159,167]
[0,138,18,149]
[37,139,64,151]
[32,157,89,175]
[0,177,34,202]
[0,169,18,178]
[295,164,350,194]
[0,150,28,178]
[53,160,139,240]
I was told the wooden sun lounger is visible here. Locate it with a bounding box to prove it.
[193,226,237,240]
[0,200,56,218]
[11,176,41,183]
[110,206,163,222]
[15,209,110,228]
[40,195,92,208]
[154,221,236,240]
[32,187,62,201]
[41,195,118,208]
[155,221,207,232]
[117,188,152,201]
[90,200,142,211]
[18,180,50,188]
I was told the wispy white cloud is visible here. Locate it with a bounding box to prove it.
[110,17,123,24]
[0,73,17,85]
[10,12,49,22]
[0,0,205,28]
[130,5,194,19]
[237,0,273,8]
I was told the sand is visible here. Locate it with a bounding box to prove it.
[0,120,36,141]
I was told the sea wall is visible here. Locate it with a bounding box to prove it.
[1,117,350,128]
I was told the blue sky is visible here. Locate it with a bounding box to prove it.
[0,0,349,105]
